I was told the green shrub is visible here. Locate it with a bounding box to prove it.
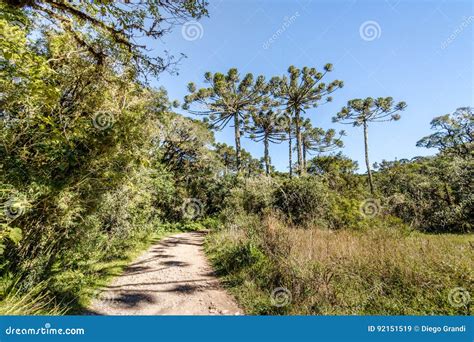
[375,155,473,233]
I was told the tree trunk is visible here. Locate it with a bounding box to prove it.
[295,108,304,175]
[234,113,241,173]
[363,121,374,194]
[302,141,307,173]
[264,134,270,176]
[223,153,228,175]
[288,129,293,178]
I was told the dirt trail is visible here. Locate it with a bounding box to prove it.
[88,231,242,315]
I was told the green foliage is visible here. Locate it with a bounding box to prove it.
[209,238,267,277]
[334,97,407,126]
[416,107,473,158]
[273,177,331,226]
[1,4,472,317]
[271,64,344,175]
[3,0,208,78]
[0,20,213,313]
[374,155,473,233]
[300,120,345,171]
[219,174,378,231]
[213,143,264,176]
[0,277,64,315]
[184,68,269,171]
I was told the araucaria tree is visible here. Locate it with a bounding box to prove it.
[248,99,286,175]
[271,65,344,175]
[300,120,345,172]
[333,97,407,194]
[183,69,267,172]
[279,110,295,177]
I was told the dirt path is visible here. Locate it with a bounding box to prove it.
[88,231,242,315]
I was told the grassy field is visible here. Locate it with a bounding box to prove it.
[206,214,473,315]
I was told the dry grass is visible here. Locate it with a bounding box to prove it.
[207,214,474,315]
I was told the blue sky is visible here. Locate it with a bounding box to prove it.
[152,0,473,172]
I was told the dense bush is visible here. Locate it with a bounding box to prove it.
[273,177,331,226]
[0,17,213,310]
[219,174,396,231]
[374,155,473,233]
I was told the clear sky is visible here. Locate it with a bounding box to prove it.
[152,0,473,172]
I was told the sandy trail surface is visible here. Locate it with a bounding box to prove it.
[88,231,242,315]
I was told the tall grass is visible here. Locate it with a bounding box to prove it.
[0,279,64,315]
[206,214,473,315]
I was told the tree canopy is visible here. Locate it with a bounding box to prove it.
[183,69,268,171]
[416,107,473,158]
[334,97,407,193]
[271,64,344,175]
[2,0,208,78]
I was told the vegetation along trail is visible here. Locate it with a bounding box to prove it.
[1,0,472,316]
[88,231,242,315]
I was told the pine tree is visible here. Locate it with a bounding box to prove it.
[247,99,286,175]
[184,69,268,172]
[271,65,343,175]
[333,97,407,194]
